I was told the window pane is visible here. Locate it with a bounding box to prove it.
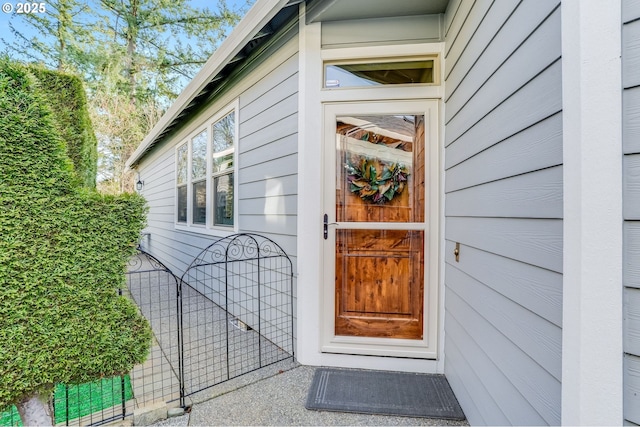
[177,143,188,185]
[325,59,434,88]
[336,114,424,223]
[177,185,187,222]
[192,180,206,224]
[192,130,207,180]
[214,173,233,226]
[213,112,234,173]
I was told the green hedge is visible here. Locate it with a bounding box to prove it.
[0,59,151,412]
[27,66,98,188]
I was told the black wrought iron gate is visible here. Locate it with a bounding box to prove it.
[126,233,294,412]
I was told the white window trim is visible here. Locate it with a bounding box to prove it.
[320,43,444,102]
[175,99,239,235]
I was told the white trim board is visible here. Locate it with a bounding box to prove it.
[561,0,623,424]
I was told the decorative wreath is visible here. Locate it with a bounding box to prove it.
[345,157,410,204]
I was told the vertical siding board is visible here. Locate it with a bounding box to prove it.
[624,20,640,89]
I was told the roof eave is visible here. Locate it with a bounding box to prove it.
[126,0,292,170]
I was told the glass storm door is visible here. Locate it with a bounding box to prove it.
[323,100,436,357]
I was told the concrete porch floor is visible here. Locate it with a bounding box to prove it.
[148,361,469,426]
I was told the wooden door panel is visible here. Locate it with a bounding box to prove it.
[335,230,424,339]
[343,256,412,315]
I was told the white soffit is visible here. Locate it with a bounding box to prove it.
[306,0,449,23]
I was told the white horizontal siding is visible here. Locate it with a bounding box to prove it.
[135,28,300,353]
[626,0,640,24]
[445,59,563,168]
[445,4,560,124]
[625,354,640,424]
[446,289,561,425]
[625,2,640,423]
[446,264,561,380]
[444,0,486,62]
[626,288,640,356]
[624,19,640,89]
[624,86,640,154]
[137,34,300,270]
[444,240,562,327]
[443,0,562,425]
[445,113,562,193]
[445,217,562,273]
[445,166,562,219]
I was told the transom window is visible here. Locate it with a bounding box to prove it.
[324,57,436,88]
[175,102,237,231]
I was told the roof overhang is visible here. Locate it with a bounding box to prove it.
[127,0,448,169]
[305,0,448,23]
[127,0,298,169]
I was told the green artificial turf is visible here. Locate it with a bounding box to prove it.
[0,375,133,426]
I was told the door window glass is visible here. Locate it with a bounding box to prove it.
[336,114,425,223]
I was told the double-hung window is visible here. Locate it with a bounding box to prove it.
[175,102,237,231]
[212,112,234,226]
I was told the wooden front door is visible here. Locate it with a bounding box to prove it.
[324,101,430,348]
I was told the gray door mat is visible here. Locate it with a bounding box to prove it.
[305,368,465,420]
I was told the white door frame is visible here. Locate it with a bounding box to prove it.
[296,6,445,371]
[321,100,440,359]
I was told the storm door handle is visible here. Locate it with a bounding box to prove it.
[323,214,338,240]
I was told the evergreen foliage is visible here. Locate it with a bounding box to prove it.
[0,59,151,413]
[28,66,98,188]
